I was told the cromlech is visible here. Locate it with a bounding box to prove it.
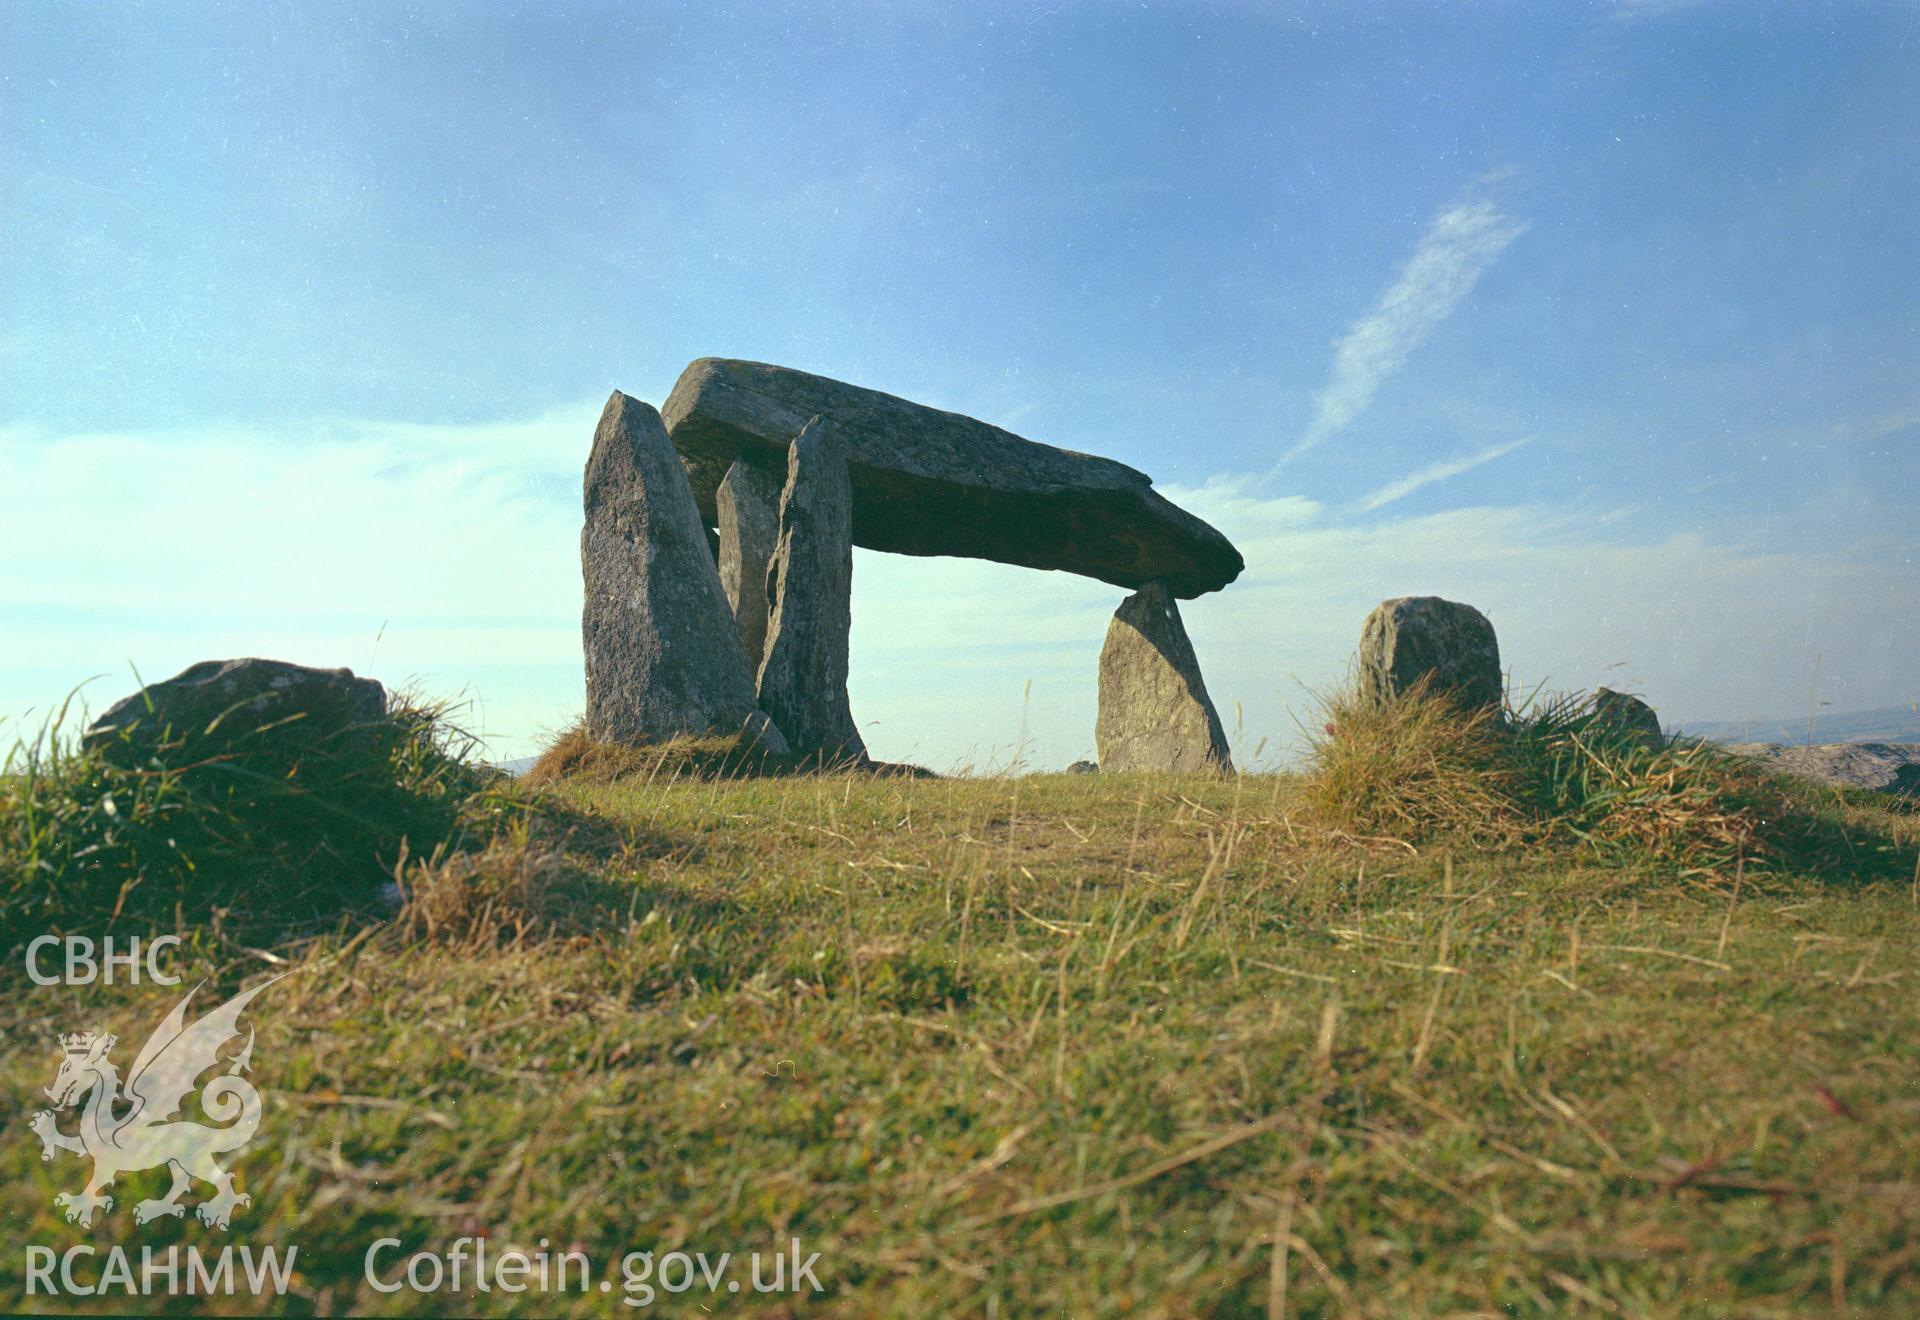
[581,358,1247,771]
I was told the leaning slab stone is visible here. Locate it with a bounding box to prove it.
[85,658,387,762]
[716,459,783,673]
[662,358,1244,598]
[1593,687,1664,748]
[582,391,784,751]
[1095,582,1233,774]
[1358,596,1503,713]
[756,417,866,765]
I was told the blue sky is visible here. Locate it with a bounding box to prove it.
[5,1,1916,767]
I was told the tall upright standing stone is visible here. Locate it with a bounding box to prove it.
[1358,596,1503,713]
[1095,582,1233,773]
[756,417,866,765]
[581,391,782,749]
[716,460,783,674]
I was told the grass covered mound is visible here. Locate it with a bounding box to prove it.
[0,692,521,953]
[5,685,1917,1313]
[1302,680,1908,880]
[5,766,1914,1315]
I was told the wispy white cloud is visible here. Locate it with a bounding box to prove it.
[1353,437,1533,513]
[1831,407,1920,445]
[1285,183,1527,464]
[1608,0,1719,21]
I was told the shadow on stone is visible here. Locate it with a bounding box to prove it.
[582,391,784,753]
[756,417,866,766]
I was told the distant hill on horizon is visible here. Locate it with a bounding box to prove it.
[1674,703,1919,747]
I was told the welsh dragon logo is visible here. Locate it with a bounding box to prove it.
[28,975,284,1230]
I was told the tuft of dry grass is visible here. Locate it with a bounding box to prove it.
[393,827,596,950]
[1303,680,1905,878]
[1299,677,1522,845]
[521,720,798,786]
[1561,739,1765,856]
[523,720,937,786]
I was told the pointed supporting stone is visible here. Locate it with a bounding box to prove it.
[757,417,866,765]
[1095,582,1233,774]
[581,391,785,751]
[716,459,783,674]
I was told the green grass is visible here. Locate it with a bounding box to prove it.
[1,693,527,956]
[1304,680,1901,877]
[2,704,1917,1316]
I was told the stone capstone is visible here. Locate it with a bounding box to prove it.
[1095,581,1234,774]
[84,658,387,761]
[581,390,787,752]
[716,459,783,674]
[755,417,866,764]
[1358,596,1503,713]
[662,357,1244,598]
